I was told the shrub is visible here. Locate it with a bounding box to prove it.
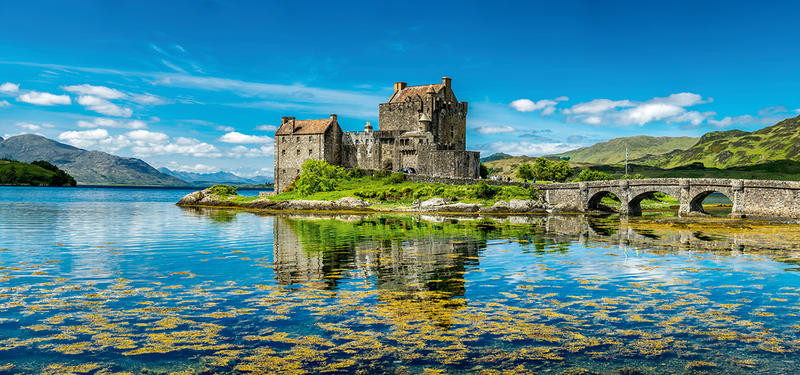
[473,181,499,199]
[209,184,238,196]
[295,159,349,195]
[388,172,405,184]
[622,173,646,180]
[574,169,613,182]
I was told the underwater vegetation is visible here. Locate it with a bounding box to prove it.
[2,206,800,373]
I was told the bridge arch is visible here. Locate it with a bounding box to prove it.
[627,190,680,216]
[689,190,733,216]
[587,191,621,212]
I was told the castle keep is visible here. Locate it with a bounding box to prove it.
[274,77,480,192]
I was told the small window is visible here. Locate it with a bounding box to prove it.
[296,149,300,155]
[309,136,313,141]
[308,149,312,155]
[296,169,300,174]
[296,137,300,142]
[281,149,286,156]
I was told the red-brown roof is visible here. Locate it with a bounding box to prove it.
[388,84,444,103]
[275,118,334,135]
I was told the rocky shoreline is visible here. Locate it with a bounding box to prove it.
[176,188,551,214]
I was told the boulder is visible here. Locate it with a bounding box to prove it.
[177,190,205,205]
[241,198,277,209]
[509,199,548,212]
[335,197,372,208]
[480,200,511,213]
[420,198,451,209]
[438,202,482,212]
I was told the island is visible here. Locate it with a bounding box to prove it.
[0,159,77,187]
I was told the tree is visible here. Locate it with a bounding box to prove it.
[516,163,534,181]
[574,169,613,181]
[479,164,489,179]
[295,159,349,195]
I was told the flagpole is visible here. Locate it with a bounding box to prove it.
[625,146,628,176]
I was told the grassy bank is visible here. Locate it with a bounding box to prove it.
[0,159,76,186]
[220,173,540,208]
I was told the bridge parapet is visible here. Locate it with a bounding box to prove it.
[537,178,800,218]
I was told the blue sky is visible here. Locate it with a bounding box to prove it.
[1,0,799,177]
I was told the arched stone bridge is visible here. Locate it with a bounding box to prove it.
[539,178,800,218]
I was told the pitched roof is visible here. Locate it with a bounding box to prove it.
[388,84,444,103]
[275,118,334,135]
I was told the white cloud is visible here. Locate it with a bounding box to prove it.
[256,124,277,132]
[17,91,71,106]
[58,128,112,148]
[474,125,516,134]
[480,141,581,157]
[77,118,147,129]
[219,131,273,144]
[0,100,9,107]
[216,125,235,132]
[565,99,634,115]
[509,97,567,115]
[618,103,686,125]
[708,115,755,128]
[564,93,713,126]
[16,122,42,131]
[130,93,169,105]
[132,137,221,158]
[165,162,220,174]
[63,84,126,99]
[227,145,275,158]
[77,95,133,117]
[0,82,20,93]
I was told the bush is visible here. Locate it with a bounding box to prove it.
[622,173,646,180]
[574,169,613,182]
[517,158,575,182]
[473,181,499,199]
[388,172,405,184]
[295,159,349,195]
[209,184,237,196]
[479,164,489,179]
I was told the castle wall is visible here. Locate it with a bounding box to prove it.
[435,102,468,150]
[417,150,480,179]
[275,127,338,193]
[379,100,425,132]
[341,131,382,170]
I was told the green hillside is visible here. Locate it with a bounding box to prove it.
[654,115,800,168]
[550,135,698,164]
[0,159,77,186]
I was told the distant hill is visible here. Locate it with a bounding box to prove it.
[550,135,698,165]
[0,159,77,186]
[159,168,269,186]
[649,115,800,168]
[0,134,189,186]
[480,152,513,163]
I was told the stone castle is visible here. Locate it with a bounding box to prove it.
[273,77,480,192]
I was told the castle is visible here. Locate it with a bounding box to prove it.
[273,77,481,192]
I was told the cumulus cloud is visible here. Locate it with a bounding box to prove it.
[479,141,582,156]
[227,145,275,158]
[509,96,567,115]
[77,118,147,129]
[219,131,273,144]
[474,125,516,134]
[77,95,133,117]
[256,124,277,132]
[63,84,126,99]
[164,162,220,174]
[0,100,9,107]
[57,128,220,157]
[564,93,713,126]
[58,128,113,149]
[16,122,48,131]
[17,91,71,106]
[216,125,235,132]
[708,115,756,128]
[0,82,20,93]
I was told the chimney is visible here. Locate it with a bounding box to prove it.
[442,77,451,89]
[330,114,337,122]
[364,121,373,132]
[283,116,295,132]
[394,82,407,92]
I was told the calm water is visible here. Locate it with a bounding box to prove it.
[0,187,799,374]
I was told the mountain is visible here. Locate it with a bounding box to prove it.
[650,115,800,168]
[158,168,269,186]
[480,152,513,163]
[0,134,189,186]
[550,135,699,165]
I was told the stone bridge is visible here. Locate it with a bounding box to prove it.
[539,178,800,218]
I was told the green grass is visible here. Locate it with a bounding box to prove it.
[217,175,540,207]
[586,159,800,181]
